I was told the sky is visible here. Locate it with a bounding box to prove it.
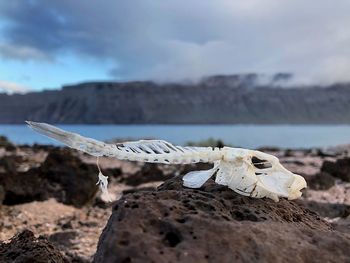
[0,0,350,92]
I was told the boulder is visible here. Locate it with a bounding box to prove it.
[321,157,350,182]
[298,200,350,219]
[94,175,350,263]
[122,163,167,186]
[0,148,98,207]
[0,230,68,263]
[308,172,336,190]
[40,148,99,207]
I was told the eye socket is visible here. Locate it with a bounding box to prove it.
[252,156,272,169]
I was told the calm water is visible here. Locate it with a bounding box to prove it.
[1,124,350,149]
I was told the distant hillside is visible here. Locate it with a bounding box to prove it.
[1,74,350,124]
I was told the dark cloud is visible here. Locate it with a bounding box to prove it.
[0,0,350,84]
[0,1,67,52]
[0,43,51,61]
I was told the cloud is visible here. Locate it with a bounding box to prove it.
[0,80,30,93]
[0,43,51,61]
[0,0,350,84]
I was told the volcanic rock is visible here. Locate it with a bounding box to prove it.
[299,200,350,219]
[94,175,350,263]
[322,157,350,181]
[0,185,4,204]
[0,136,15,151]
[122,163,167,186]
[308,172,336,190]
[0,229,68,263]
[39,148,99,207]
[0,148,98,207]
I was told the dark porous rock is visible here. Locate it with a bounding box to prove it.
[0,148,98,207]
[0,136,16,151]
[122,186,157,195]
[122,163,168,186]
[0,155,20,173]
[48,230,79,249]
[0,158,48,205]
[298,200,350,219]
[48,230,90,263]
[0,229,68,263]
[309,148,338,158]
[40,148,99,207]
[308,172,336,190]
[0,184,4,204]
[94,175,350,263]
[322,157,350,182]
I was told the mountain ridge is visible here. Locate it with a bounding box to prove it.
[0,74,349,124]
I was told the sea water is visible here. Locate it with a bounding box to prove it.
[1,124,350,149]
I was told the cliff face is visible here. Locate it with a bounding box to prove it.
[1,75,350,124]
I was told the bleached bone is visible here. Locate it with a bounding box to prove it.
[26,121,307,202]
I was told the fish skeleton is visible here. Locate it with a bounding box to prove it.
[26,121,307,202]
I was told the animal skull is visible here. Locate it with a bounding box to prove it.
[220,148,306,201]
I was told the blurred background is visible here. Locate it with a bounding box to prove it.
[0,0,350,148]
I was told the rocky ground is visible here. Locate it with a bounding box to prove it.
[0,138,349,262]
